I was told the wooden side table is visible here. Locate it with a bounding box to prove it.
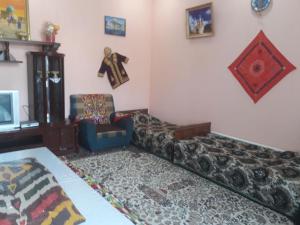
[43,120,79,155]
[0,120,79,156]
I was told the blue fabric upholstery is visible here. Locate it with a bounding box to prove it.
[96,130,126,139]
[69,94,133,151]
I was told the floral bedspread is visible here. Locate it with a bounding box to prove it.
[173,133,300,222]
[131,112,300,223]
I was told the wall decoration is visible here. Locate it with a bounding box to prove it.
[98,47,130,89]
[251,0,271,13]
[228,31,296,103]
[0,0,30,40]
[186,3,213,39]
[104,16,126,37]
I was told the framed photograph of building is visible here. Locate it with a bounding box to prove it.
[0,0,30,40]
[186,3,213,39]
[104,16,126,37]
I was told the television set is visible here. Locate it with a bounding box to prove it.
[0,90,20,131]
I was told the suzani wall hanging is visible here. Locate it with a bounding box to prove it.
[228,31,296,103]
[98,47,129,89]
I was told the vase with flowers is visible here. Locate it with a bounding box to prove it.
[45,22,60,43]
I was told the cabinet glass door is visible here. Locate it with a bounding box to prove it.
[48,55,64,123]
[33,55,46,122]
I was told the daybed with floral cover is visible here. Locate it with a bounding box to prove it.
[132,112,178,161]
[131,112,300,224]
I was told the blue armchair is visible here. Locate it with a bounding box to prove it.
[70,94,133,152]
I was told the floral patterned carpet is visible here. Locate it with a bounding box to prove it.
[64,147,293,225]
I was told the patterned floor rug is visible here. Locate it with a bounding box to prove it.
[64,147,293,225]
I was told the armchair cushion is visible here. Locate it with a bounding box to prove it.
[70,94,115,124]
[96,124,126,138]
[78,116,133,152]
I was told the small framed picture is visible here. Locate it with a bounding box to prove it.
[186,3,213,39]
[0,0,30,40]
[104,16,126,37]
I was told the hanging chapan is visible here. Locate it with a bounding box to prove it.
[228,31,296,103]
[98,47,130,89]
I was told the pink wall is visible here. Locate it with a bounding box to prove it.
[150,0,300,151]
[1,0,299,151]
[0,0,152,120]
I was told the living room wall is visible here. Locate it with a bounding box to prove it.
[150,0,300,151]
[0,0,152,120]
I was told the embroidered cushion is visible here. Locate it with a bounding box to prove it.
[0,158,85,225]
[70,94,115,124]
[113,112,131,123]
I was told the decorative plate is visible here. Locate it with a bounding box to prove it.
[251,0,271,12]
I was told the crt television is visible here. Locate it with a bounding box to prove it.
[0,90,20,131]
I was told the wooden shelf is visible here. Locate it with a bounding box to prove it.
[0,60,23,64]
[0,38,61,50]
[0,39,61,64]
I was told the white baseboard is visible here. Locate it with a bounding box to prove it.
[211,131,285,152]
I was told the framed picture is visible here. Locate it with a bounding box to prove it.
[104,16,126,37]
[186,3,213,39]
[0,0,30,40]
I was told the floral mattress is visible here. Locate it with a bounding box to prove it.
[173,134,300,223]
[132,112,178,161]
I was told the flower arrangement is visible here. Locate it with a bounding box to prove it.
[45,22,60,42]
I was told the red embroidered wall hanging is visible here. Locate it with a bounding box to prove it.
[228,31,296,103]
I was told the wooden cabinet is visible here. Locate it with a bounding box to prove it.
[0,121,79,156]
[27,52,65,123]
[43,121,79,155]
[0,127,44,152]
[0,42,77,155]
[26,52,74,155]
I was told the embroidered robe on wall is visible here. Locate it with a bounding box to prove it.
[98,53,129,89]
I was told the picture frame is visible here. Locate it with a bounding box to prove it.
[104,16,126,37]
[186,3,213,39]
[0,0,30,40]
